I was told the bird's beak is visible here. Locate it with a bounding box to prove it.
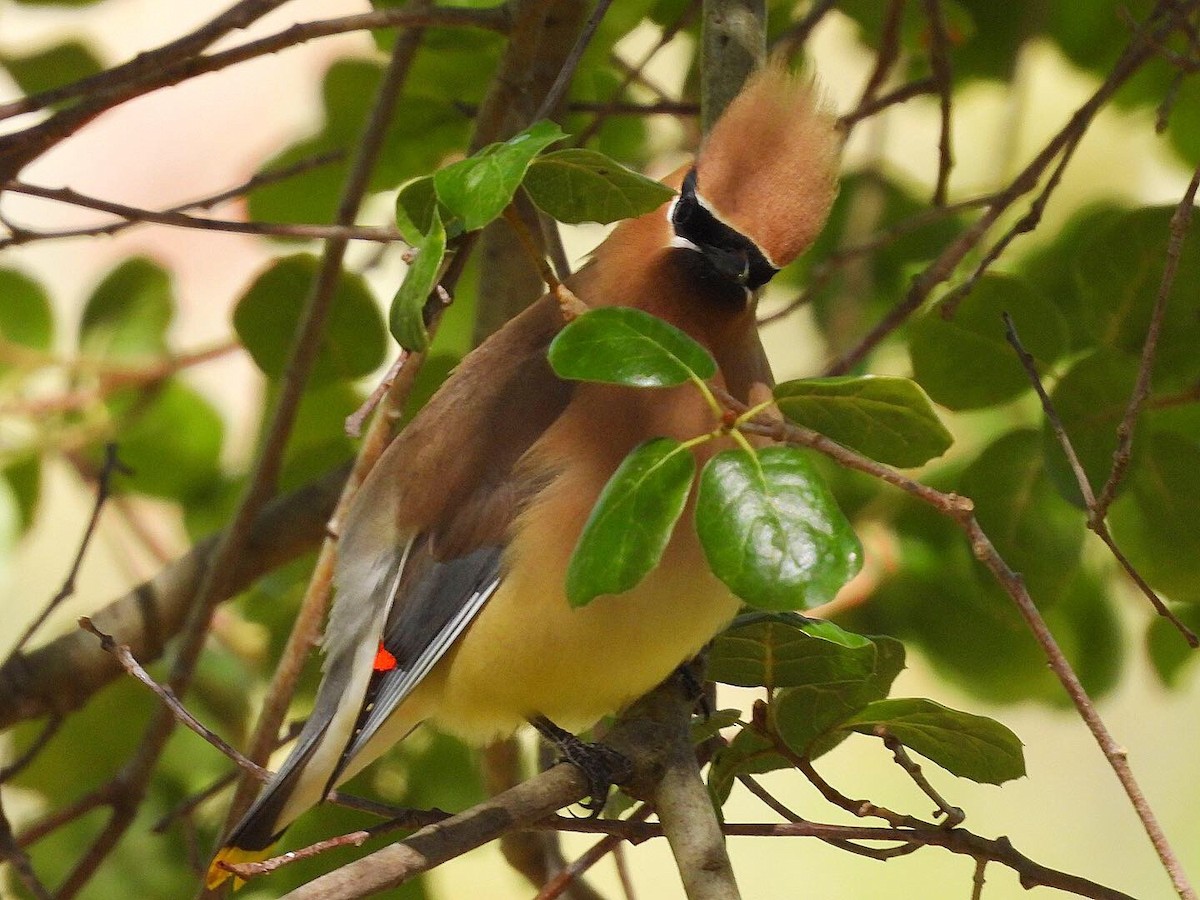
[700,243,751,285]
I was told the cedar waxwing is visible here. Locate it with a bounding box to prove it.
[209,65,840,886]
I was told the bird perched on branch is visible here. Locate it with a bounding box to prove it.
[209,64,840,888]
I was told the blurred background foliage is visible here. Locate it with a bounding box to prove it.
[1,0,1199,897]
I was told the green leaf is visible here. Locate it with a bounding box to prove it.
[1041,350,1139,506]
[523,148,675,224]
[79,257,173,361]
[959,429,1085,598]
[1146,604,1200,687]
[107,380,223,500]
[774,375,952,467]
[909,273,1068,410]
[843,698,1026,785]
[707,725,789,806]
[433,121,565,231]
[1109,431,1200,604]
[696,446,861,610]
[279,381,361,492]
[234,254,386,386]
[709,612,876,691]
[395,176,445,245]
[1072,206,1200,385]
[1,40,103,98]
[548,307,716,387]
[249,62,474,228]
[772,680,873,759]
[566,437,695,607]
[690,708,744,745]
[2,456,41,533]
[0,268,54,368]
[389,214,447,352]
[768,630,905,759]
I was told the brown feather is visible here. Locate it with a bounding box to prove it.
[694,64,841,268]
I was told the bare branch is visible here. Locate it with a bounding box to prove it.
[1,181,407,247]
[10,444,129,655]
[1093,160,1200,516]
[1002,313,1199,646]
[719,385,1197,900]
[0,5,510,180]
[826,0,1200,376]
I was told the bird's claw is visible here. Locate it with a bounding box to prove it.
[531,716,631,817]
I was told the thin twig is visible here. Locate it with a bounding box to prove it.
[876,727,964,827]
[738,774,918,861]
[12,444,130,654]
[1,181,407,247]
[773,0,837,58]
[718,384,1197,900]
[535,805,655,900]
[1002,313,1198,646]
[0,151,344,248]
[826,0,1199,376]
[0,714,62,783]
[78,618,271,780]
[0,5,509,180]
[1093,160,1200,517]
[533,0,617,123]
[921,0,955,205]
[0,794,53,900]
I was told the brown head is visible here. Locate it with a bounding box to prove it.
[669,64,841,286]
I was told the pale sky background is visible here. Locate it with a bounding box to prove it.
[1,2,1198,898]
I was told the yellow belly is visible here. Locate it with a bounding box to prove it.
[414,461,740,743]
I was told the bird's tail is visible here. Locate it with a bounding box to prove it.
[206,538,409,889]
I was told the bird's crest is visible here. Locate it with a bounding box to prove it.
[694,64,841,269]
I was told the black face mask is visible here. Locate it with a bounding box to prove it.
[670,168,779,291]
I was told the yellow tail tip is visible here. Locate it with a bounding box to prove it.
[206,845,272,891]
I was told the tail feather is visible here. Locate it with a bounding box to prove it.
[207,540,410,889]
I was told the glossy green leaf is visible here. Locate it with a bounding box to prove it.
[566,437,695,607]
[524,148,675,224]
[549,306,716,386]
[769,628,905,760]
[0,268,54,368]
[1,40,102,98]
[389,214,447,352]
[433,121,565,231]
[774,375,952,467]
[772,680,873,759]
[1040,350,1139,506]
[960,429,1085,598]
[1109,431,1200,604]
[79,257,173,361]
[709,612,876,691]
[909,273,1068,410]
[234,254,386,386]
[394,176,446,245]
[106,380,223,500]
[843,698,1026,785]
[696,446,861,610]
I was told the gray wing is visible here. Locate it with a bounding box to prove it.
[325,541,503,788]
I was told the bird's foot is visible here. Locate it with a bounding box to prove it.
[530,715,632,817]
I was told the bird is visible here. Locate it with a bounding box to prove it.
[208,63,840,888]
